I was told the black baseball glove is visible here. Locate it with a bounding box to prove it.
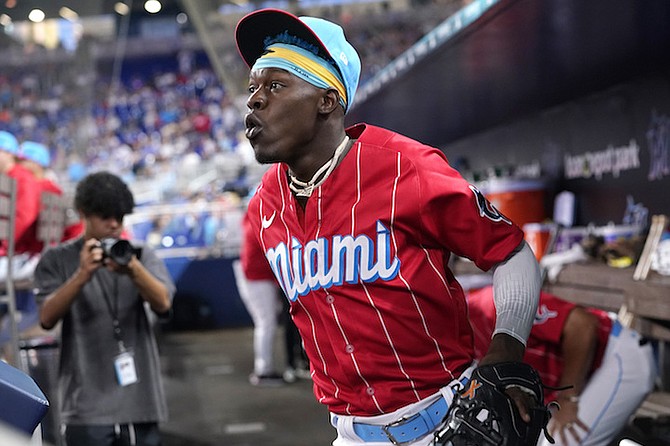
[434,362,554,446]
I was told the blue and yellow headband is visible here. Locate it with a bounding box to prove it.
[252,43,348,110]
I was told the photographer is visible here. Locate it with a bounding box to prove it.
[34,171,175,446]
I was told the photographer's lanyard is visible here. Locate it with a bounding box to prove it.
[99,274,125,352]
[98,273,139,386]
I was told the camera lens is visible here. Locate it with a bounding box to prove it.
[100,238,134,266]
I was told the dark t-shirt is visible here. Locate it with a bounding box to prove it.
[33,237,175,425]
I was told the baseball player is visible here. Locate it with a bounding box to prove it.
[467,285,656,446]
[235,9,543,445]
[233,213,285,386]
[238,209,312,386]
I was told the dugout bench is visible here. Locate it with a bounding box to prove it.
[453,217,670,444]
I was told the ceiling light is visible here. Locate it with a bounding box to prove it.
[28,9,45,23]
[114,2,130,15]
[144,0,162,14]
[59,7,79,21]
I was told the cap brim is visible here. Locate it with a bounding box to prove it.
[235,8,327,68]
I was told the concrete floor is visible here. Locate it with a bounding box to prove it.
[158,327,335,446]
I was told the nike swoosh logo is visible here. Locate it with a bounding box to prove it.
[534,304,557,325]
[261,211,276,229]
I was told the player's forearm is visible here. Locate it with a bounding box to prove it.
[479,332,525,365]
[557,307,598,399]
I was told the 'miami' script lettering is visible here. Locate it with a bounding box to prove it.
[266,221,401,301]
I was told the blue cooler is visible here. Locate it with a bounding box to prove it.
[0,360,49,435]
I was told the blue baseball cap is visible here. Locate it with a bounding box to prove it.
[0,130,19,154]
[235,8,361,112]
[19,141,50,167]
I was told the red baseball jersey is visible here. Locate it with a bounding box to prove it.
[1,164,41,256]
[241,123,524,416]
[466,285,612,402]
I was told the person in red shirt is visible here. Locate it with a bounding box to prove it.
[233,233,284,386]
[0,132,41,258]
[0,133,44,357]
[467,285,656,446]
[17,141,65,255]
[236,211,311,387]
[235,9,543,445]
[15,140,84,243]
[18,140,63,196]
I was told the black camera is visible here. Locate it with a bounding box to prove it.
[99,238,141,266]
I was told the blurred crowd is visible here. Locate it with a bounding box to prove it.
[0,0,468,254]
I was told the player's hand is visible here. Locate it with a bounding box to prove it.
[479,333,534,422]
[78,238,104,280]
[503,386,536,423]
[549,397,589,444]
[436,361,551,446]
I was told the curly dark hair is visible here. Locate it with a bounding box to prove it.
[74,171,134,220]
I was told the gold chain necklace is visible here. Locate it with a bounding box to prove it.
[288,136,350,198]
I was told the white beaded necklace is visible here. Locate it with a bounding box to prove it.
[288,135,350,198]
